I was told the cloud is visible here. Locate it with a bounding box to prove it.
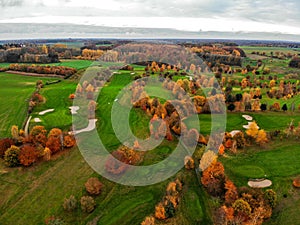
[0,0,24,7]
[0,0,300,34]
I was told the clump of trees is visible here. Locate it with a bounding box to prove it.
[8,64,77,77]
[1,125,76,168]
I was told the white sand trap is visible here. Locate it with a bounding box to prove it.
[39,109,54,115]
[72,119,97,135]
[243,122,259,130]
[248,179,272,188]
[242,115,253,121]
[230,130,241,137]
[69,106,80,115]
[130,72,135,75]
[114,99,118,102]
[34,118,42,122]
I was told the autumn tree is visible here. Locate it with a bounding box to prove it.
[80,196,96,213]
[30,126,47,146]
[154,203,166,220]
[256,129,268,145]
[246,121,259,139]
[201,161,226,197]
[225,179,238,205]
[4,145,20,167]
[85,177,103,195]
[63,135,76,148]
[11,125,19,142]
[184,156,195,170]
[0,138,14,158]
[43,147,51,161]
[46,136,62,154]
[141,216,155,225]
[233,199,252,217]
[63,195,77,212]
[19,145,38,167]
[48,128,63,139]
[199,150,217,172]
[264,189,277,209]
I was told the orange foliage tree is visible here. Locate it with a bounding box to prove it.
[46,136,62,154]
[19,145,38,167]
[201,161,226,197]
[225,179,238,205]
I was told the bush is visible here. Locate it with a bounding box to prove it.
[80,196,96,213]
[85,177,103,195]
[264,189,277,208]
[19,145,38,167]
[0,138,14,158]
[4,145,20,167]
[63,195,77,212]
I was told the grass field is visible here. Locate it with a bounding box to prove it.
[0,73,58,137]
[220,140,300,225]
[0,60,93,70]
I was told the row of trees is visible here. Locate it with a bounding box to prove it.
[8,64,77,77]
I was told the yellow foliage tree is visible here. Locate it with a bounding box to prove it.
[246,121,259,139]
[199,150,217,172]
[256,130,268,145]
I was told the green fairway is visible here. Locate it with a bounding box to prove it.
[220,140,300,224]
[0,73,58,137]
[0,60,93,70]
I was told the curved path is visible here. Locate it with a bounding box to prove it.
[72,119,98,135]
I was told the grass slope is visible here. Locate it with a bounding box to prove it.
[0,73,58,137]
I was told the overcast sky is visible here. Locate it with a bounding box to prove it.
[1,0,300,36]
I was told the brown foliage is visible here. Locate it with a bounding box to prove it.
[225,179,238,205]
[201,161,226,197]
[0,138,14,158]
[184,156,195,170]
[30,126,47,146]
[85,177,103,195]
[293,177,300,188]
[63,135,76,148]
[154,203,166,220]
[141,216,155,225]
[46,136,62,154]
[19,145,38,166]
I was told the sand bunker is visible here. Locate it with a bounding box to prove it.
[248,179,272,188]
[69,106,80,115]
[39,109,55,115]
[242,115,253,121]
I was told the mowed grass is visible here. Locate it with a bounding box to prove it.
[220,140,300,225]
[184,111,300,136]
[0,73,58,137]
[31,80,77,132]
[0,60,93,70]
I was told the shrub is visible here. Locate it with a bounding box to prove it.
[141,216,155,225]
[63,195,77,212]
[19,145,38,167]
[85,177,103,195]
[0,138,14,158]
[63,135,76,148]
[80,196,96,213]
[4,145,20,167]
[264,189,277,208]
[46,136,62,154]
